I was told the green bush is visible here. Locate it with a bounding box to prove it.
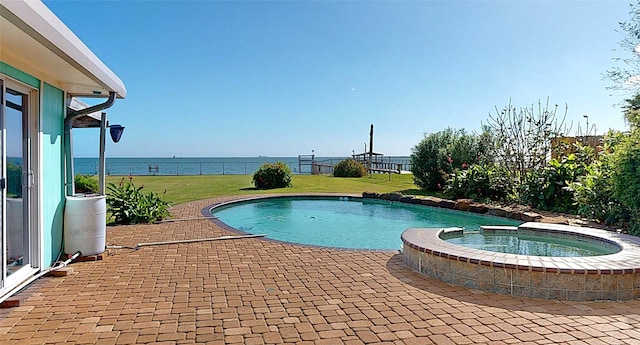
[445,164,513,202]
[609,95,640,235]
[252,162,292,189]
[612,134,640,235]
[572,132,629,227]
[573,159,628,226]
[410,128,490,191]
[106,178,171,224]
[517,154,587,213]
[333,159,367,177]
[75,174,99,194]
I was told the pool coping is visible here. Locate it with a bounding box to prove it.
[201,193,399,253]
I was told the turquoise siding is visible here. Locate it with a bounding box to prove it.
[41,83,65,265]
[0,62,40,88]
[2,61,65,266]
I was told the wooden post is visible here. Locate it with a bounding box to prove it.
[368,124,373,174]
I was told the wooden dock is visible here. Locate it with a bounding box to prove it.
[358,160,405,174]
[368,162,405,174]
[351,153,407,174]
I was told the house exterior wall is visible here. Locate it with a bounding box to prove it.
[0,62,39,88]
[41,83,65,264]
[1,61,66,266]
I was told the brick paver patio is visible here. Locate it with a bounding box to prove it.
[1,195,640,344]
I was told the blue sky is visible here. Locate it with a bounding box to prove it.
[45,0,633,158]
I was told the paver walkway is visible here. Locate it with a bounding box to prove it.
[1,194,640,344]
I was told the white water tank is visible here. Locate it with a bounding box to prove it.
[64,194,106,256]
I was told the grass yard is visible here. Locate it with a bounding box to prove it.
[105,173,424,206]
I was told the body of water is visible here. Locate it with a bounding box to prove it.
[74,156,412,176]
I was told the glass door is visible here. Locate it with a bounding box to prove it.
[0,78,3,289]
[1,79,34,289]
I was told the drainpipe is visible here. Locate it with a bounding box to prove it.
[99,112,107,194]
[64,92,116,196]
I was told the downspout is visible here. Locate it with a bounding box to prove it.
[99,112,107,194]
[64,91,116,196]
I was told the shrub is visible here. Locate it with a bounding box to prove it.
[106,178,171,224]
[410,128,490,191]
[333,159,367,177]
[572,132,629,227]
[75,174,99,194]
[445,164,513,202]
[517,154,587,213]
[573,159,628,226]
[252,162,292,189]
[612,134,640,235]
[507,139,600,214]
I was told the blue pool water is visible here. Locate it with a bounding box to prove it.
[211,196,522,250]
[445,232,620,257]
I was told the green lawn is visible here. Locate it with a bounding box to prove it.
[105,173,424,206]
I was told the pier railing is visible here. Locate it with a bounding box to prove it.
[351,157,412,174]
[311,158,412,175]
[365,161,407,174]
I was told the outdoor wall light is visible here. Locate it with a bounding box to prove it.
[109,124,125,143]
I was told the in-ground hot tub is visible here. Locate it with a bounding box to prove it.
[443,225,621,257]
[401,222,640,301]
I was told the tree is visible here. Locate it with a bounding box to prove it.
[612,94,640,234]
[607,1,640,92]
[482,98,568,184]
[622,93,640,129]
[606,1,640,233]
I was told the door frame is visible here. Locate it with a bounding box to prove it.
[0,75,41,293]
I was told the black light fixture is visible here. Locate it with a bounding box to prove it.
[109,124,125,143]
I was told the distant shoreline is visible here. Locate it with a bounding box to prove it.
[74,155,412,159]
[73,156,413,176]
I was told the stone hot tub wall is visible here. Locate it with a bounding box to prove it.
[401,223,640,301]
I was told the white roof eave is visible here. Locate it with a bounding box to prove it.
[0,0,126,98]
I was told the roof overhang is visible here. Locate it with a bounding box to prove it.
[0,0,126,98]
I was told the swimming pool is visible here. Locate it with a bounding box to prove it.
[209,196,521,250]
